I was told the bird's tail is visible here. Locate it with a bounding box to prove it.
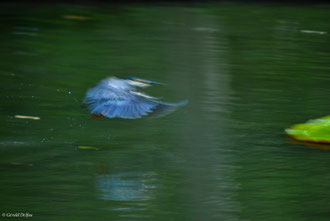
[147,100,188,118]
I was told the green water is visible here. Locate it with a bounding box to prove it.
[1,2,330,220]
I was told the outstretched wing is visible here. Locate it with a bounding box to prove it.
[85,98,187,119]
[85,97,158,119]
[83,87,155,119]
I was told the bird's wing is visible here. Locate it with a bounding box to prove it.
[85,97,187,119]
[83,84,156,118]
[88,97,158,119]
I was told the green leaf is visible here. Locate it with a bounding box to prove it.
[285,115,330,143]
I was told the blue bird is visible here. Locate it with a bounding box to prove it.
[83,77,187,119]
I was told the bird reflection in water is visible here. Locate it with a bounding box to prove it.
[83,77,187,119]
[96,172,156,201]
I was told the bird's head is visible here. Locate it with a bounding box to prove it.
[126,77,164,87]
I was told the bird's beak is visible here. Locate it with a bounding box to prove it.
[148,80,165,86]
[137,79,165,86]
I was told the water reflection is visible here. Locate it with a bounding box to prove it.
[163,11,242,220]
[96,172,156,201]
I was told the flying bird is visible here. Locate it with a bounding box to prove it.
[83,77,187,119]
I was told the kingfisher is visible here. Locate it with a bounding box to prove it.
[83,77,187,119]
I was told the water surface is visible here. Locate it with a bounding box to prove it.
[1,2,330,220]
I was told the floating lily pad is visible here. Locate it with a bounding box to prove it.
[285,115,330,143]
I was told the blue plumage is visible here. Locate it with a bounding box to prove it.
[83,77,187,119]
